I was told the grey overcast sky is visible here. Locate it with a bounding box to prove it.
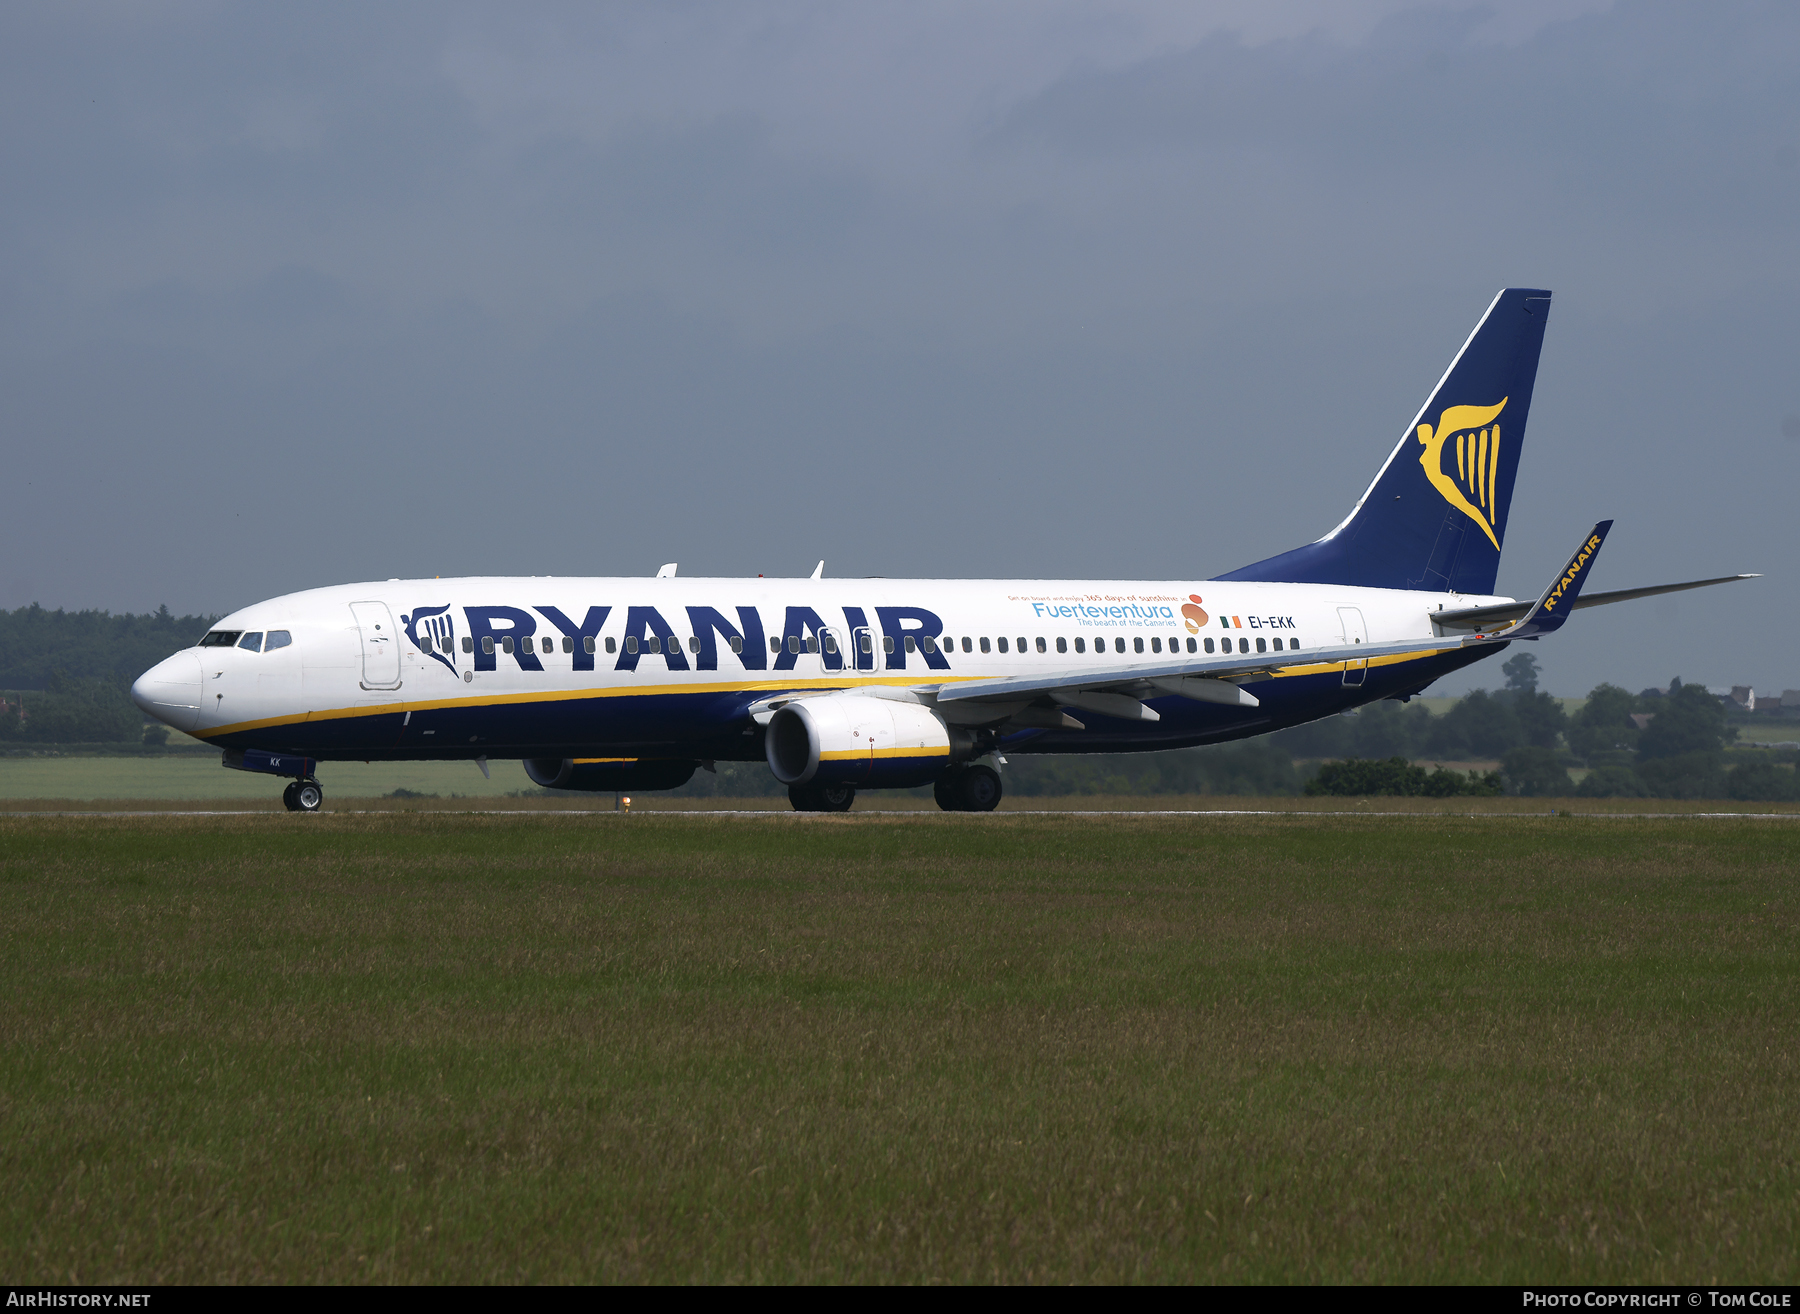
[1,0,1795,696]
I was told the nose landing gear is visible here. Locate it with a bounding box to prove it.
[282,778,324,812]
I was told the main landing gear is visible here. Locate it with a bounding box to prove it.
[934,764,1001,813]
[788,781,856,812]
[282,778,324,813]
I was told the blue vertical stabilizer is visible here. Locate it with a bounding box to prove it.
[1217,287,1551,594]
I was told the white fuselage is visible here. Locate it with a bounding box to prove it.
[132,574,1508,765]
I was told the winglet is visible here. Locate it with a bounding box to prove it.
[1482,520,1612,640]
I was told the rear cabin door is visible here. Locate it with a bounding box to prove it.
[350,601,403,690]
[1336,606,1368,687]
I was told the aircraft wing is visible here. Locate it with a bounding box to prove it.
[931,633,1469,714]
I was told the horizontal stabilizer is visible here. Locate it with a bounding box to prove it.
[1433,572,1759,631]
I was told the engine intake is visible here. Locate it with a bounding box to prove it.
[766,695,969,788]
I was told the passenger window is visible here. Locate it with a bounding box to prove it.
[1036,637,1046,653]
[885,636,897,654]
[482,636,495,655]
[1150,636,1161,654]
[730,636,743,654]
[237,632,263,652]
[1115,638,1126,654]
[583,636,595,654]
[996,638,1008,654]
[980,637,992,654]
[561,636,573,653]
[1256,637,1267,653]
[1292,638,1301,650]
[649,636,664,654]
[787,636,800,654]
[1074,637,1085,654]
[1186,637,1197,653]
[859,633,873,654]
[1133,637,1144,654]
[419,635,433,653]
[903,635,915,653]
[920,636,934,654]
[606,637,617,653]
[1204,638,1214,653]
[806,636,818,654]
[1055,637,1066,653]
[463,637,474,654]
[1017,637,1026,653]
[689,636,701,653]
[962,637,973,653]
[625,636,639,654]
[770,636,781,653]
[265,630,292,651]
[502,636,515,654]
[538,637,550,653]
[1239,638,1249,653]
[823,633,837,654]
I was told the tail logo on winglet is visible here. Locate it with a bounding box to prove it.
[1417,398,1509,550]
[1542,532,1604,614]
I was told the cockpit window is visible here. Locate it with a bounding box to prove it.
[237,632,264,652]
[265,630,292,650]
[199,631,242,648]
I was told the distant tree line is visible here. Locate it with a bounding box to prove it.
[1274,652,1794,801]
[0,603,217,745]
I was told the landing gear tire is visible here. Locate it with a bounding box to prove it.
[935,765,1001,812]
[933,774,959,811]
[788,782,856,812]
[282,781,300,811]
[290,778,323,813]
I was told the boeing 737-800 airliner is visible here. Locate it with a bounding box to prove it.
[132,288,1752,811]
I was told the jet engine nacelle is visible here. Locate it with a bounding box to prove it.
[765,695,970,789]
[523,757,699,792]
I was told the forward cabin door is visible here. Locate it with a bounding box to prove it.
[350,601,403,690]
[1336,606,1368,687]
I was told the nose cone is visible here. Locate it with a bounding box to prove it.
[132,652,205,734]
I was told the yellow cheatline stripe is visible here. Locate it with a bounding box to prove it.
[819,745,949,761]
[190,649,1454,740]
[571,757,636,764]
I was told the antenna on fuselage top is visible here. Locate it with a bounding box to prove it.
[810,561,824,579]
[656,563,677,578]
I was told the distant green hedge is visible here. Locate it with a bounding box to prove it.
[1306,756,1503,798]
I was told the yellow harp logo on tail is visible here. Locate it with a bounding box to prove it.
[1417,398,1509,550]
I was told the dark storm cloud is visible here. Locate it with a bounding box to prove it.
[0,0,1796,698]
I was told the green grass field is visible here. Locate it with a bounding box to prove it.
[2,812,1796,1283]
